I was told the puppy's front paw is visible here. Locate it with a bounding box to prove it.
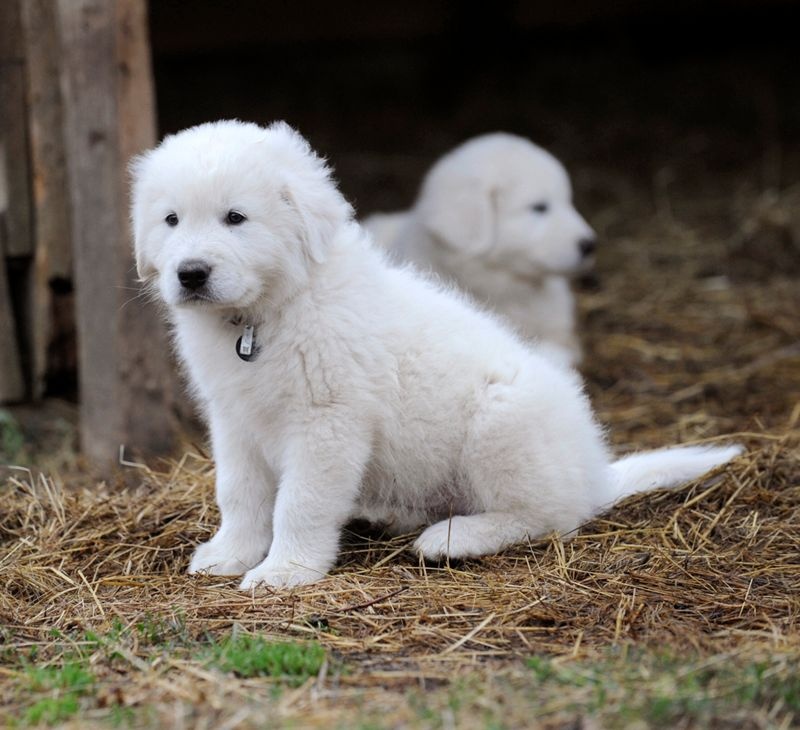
[239,559,327,589]
[188,535,268,576]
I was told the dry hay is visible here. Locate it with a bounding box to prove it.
[2,433,799,654]
[1,183,800,727]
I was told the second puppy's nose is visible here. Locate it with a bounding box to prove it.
[579,237,597,258]
[177,260,211,290]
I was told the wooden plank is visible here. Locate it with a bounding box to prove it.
[21,0,75,399]
[0,0,34,258]
[58,0,179,469]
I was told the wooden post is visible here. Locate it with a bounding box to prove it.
[58,0,179,469]
[21,0,75,400]
[0,0,32,402]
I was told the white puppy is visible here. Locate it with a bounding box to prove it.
[364,134,595,367]
[131,121,740,589]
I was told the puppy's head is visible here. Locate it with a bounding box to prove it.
[416,133,596,279]
[130,120,352,311]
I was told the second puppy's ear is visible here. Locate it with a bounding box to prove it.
[417,174,496,255]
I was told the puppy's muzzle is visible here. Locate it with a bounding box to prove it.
[177,260,212,291]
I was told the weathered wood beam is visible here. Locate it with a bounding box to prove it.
[58,0,179,468]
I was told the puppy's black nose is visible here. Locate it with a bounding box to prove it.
[177,260,211,290]
[579,238,597,258]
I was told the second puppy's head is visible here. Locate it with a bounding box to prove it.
[130,120,352,311]
[416,133,596,279]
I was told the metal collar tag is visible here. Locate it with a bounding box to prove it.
[236,324,258,361]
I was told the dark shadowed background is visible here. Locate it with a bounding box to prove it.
[150,0,799,217]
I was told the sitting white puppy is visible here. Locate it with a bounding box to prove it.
[364,134,595,367]
[131,121,740,589]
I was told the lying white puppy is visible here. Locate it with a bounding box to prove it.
[364,133,595,367]
[131,120,741,589]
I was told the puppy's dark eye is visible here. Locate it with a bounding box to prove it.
[531,202,549,214]
[226,210,246,225]
[165,213,179,226]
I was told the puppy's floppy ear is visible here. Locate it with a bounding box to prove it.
[267,122,353,265]
[133,243,156,281]
[281,182,345,265]
[128,152,157,281]
[417,174,496,255]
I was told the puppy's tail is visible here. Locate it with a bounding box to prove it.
[608,444,743,502]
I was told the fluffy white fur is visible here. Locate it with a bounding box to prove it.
[364,133,596,367]
[131,120,741,589]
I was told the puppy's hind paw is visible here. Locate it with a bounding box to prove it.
[414,514,513,561]
[414,518,473,561]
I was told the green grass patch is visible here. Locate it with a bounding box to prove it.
[4,615,197,727]
[388,649,799,729]
[23,695,80,726]
[2,622,330,726]
[0,409,25,462]
[4,617,796,729]
[25,661,94,693]
[204,633,326,684]
[522,649,800,728]
[18,659,94,726]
